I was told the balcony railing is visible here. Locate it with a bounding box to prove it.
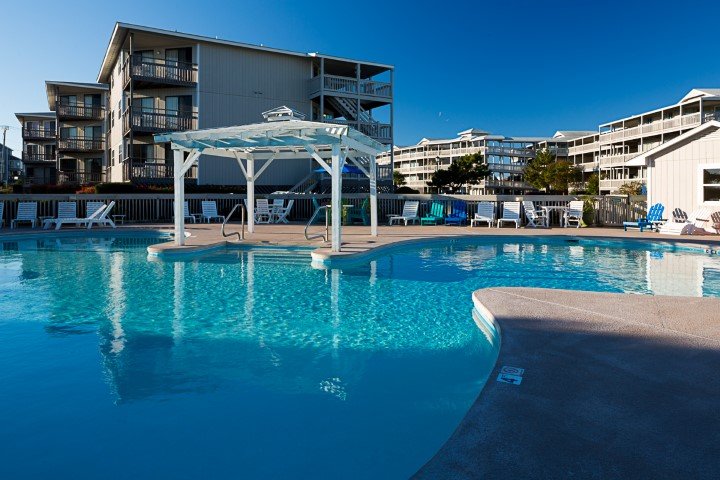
[57,171,104,185]
[485,146,536,158]
[308,75,392,99]
[327,119,392,143]
[57,137,105,151]
[123,55,198,88]
[123,107,197,134]
[56,103,105,120]
[122,158,197,180]
[486,162,525,173]
[22,128,56,140]
[481,178,531,189]
[22,152,55,162]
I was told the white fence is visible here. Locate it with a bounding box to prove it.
[0,193,647,227]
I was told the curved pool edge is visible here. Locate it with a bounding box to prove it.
[413,287,720,479]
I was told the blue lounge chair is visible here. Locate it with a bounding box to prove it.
[445,201,468,226]
[623,203,665,232]
[420,201,445,225]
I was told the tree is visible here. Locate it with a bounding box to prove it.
[618,181,643,195]
[392,170,406,187]
[586,173,599,195]
[524,148,582,194]
[427,153,490,193]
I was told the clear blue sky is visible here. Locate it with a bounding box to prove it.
[3,0,720,152]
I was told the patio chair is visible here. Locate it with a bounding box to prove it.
[270,198,284,221]
[563,201,585,228]
[522,201,547,228]
[420,201,445,225]
[274,199,295,224]
[254,199,272,224]
[86,201,117,229]
[497,201,521,228]
[346,198,369,225]
[201,201,226,223]
[46,203,109,230]
[42,202,77,229]
[623,203,665,232]
[470,202,495,227]
[175,201,199,223]
[523,200,549,228]
[11,202,38,229]
[672,208,688,222]
[445,200,468,226]
[660,203,720,235]
[388,200,419,225]
[86,201,105,218]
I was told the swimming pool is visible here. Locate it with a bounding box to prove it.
[1,234,719,479]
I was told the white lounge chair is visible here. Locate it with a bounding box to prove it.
[388,200,420,225]
[470,202,495,227]
[0,202,4,228]
[43,202,77,229]
[11,202,37,229]
[201,201,226,223]
[86,201,117,229]
[564,201,584,228]
[497,201,520,228]
[660,203,720,235]
[86,201,105,218]
[522,201,547,228]
[47,203,108,230]
[274,199,294,224]
[270,198,284,221]
[255,199,272,224]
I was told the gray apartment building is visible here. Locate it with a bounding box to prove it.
[14,112,57,185]
[16,22,394,190]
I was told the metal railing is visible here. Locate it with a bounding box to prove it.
[123,55,198,87]
[22,128,56,140]
[0,193,647,227]
[57,137,105,151]
[308,75,392,98]
[304,205,329,241]
[123,107,197,134]
[122,159,198,180]
[57,171,104,184]
[221,203,245,241]
[56,103,104,120]
[22,152,55,162]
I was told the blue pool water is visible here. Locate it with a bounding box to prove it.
[1,234,719,479]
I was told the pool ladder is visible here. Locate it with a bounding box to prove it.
[304,206,329,242]
[221,203,246,241]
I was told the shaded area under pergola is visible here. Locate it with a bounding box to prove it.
[155,107,386,251]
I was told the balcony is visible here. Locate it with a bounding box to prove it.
[123,107,197,135]
[57,171,104,185]
[56,103,105,121]
[327,119,392,143]
[599,178,646,191]
[486,162,525,174]
[22,152,56,163]
[485,146,536,158]
[123,158,197,181]
[123,55,198,89]
[57,137,105,152]
[22,128,56,141]
[308,75,392,100]
[481,178,531,190]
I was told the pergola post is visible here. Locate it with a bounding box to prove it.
[173,149,185,246]
[369,155,378,236]
[246,154,256,234]
[331,144,342,252]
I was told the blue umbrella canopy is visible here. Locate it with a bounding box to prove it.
[314,165,364,175]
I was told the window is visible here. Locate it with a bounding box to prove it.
[60,127,77,139]
[111,149,115,166]
[701,167,720,202]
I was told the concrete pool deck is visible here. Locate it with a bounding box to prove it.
[139,223,720,260]
[415,288,720,479]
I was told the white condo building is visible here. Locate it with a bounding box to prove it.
[378,129,545,194]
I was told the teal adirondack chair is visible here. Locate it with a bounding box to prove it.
[421,201,445,225]
[346,198,370,225]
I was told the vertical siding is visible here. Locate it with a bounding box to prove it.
[196,42,313,184]
[198,156,314,186]
[651,128,720,213]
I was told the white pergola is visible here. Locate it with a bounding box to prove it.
[155,108,386,252]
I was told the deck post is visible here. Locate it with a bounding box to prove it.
[173,149,185,246]
[247,154,255,234]
[369,154,378,236]
[331,144,342,252]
